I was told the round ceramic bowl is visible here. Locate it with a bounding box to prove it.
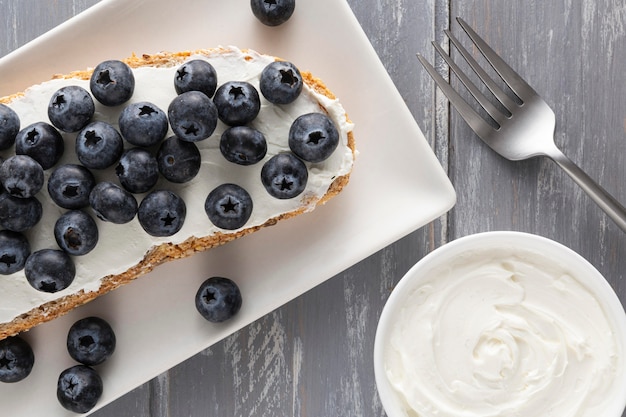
[374,231,626,417]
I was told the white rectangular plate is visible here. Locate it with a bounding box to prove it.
[0,0,455,415]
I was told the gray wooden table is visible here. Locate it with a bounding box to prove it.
[3,1,626,416]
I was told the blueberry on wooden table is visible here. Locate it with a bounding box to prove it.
[251,0,296,26]
[0,155,44,199]
[0,230,30,275]
[119,101,168,147]
[66,317,116,366]
[89,59,135,107]
[47,164,96,210]
[195,277,242,323]
[260,61,303,104]
[138,190,186,237]
[24,249,75,293]
[174,59,218,98]
[156,136,202,183]
[168,90,218,142]
[213,81,261,126]
[75,121,124,170]
[0,336,35,383]
[0,103,20,150]
[57,365,103,413]
[220,126,267,166]
[15,121,64,170]
[261,152,308,199]
[47,85,95,133]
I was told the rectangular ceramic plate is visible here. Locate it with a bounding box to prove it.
[0,0,455,415]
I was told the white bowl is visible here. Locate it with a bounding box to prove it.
[374,231,626,417]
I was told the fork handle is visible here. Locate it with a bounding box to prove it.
[548,150,626,232]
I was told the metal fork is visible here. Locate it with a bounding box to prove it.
[418,17,626,232]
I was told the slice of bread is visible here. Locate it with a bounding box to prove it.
[0,46,355,340]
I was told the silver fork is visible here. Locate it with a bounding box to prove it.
[418,17,626,232]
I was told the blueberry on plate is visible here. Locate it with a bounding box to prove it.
[250,0,296,26]
[47,164,96,209]
[89,181,138,224]
[168,91,218,142]
[25,249,75,293]
[48,85,95,133]
[213,81,261,126]
[119,101,168,147]
[116,148,159,194]
[260,153,308,199]
[0,336,35,383]
[15,121,64,170]
[138,190,186,237]
[54,210,99,256]
[76,121,124,170]
[288,112,339,163]
[0,103,20,150]
[174,59,218,98]
[205,183,253,230]
[260,61,303,104]
[195,277,242,323]
[0,194,42,232]
[220,126,267,165]
[89,59,135,106]
[0,155,44,199]
[57,365,103,414]
[157,136,202,183]
[0,230,30,275]
[66,317,116,366]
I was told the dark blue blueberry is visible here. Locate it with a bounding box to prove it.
[54,210,99,256]
[260,153,308,199]
[66,317,116,366]
[0,194,42,232]
[15,122,64,170]
[0,336,35,383]
[260,61,303,104]
[119,101,168,147]
[138,190,186,237]
[195,277,242,323]
[168,91,218,142]
[57,365,103,414]
[89,181,138,224]
[288,112,339,162]
[0,155,44,199]
[174,59,218,98]
[75,121,124,170]
[47,164,96,209]
[220,126,267,166]
[116,148,159,193]
[250,0,296,26]
[89,59,135,106]
[213,81,261,126]
[0,230,30,275]
[47,85,95,133]
[25,249,75,293]
[204,183,253,230]
[0,104,20,150]
[156,136,201,183]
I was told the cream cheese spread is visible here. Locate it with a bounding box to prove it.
[385,247,621,417]
[0,46,354,324]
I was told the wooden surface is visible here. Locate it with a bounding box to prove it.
[3,1,626,416]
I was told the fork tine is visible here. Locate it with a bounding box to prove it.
[417,53,494,138]
[456,17,538,100]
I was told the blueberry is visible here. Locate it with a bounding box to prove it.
[0,194,42,232]
[0,230,30,275]
[25,249,75,293]
[213,81,261,126]
[89,181,138,224]
[116,148,159,193]
[251,0,296,26]
[220,126,267,165]
[0,155,44,199]
[138,190,186,237]
[67,317,116,366]
[174,59,218,98]
[288,112,339,163]
[47,85,95,133]
[260,153,308,199]
[54,210,99,256]
[0,103,20,150]
[76,121,124,170]
[204,183,253,230]
[156,136,201,183]
[15,122,64,170]
[195,277,242,323]
[168,91,218,142]
[89,59,135,106]
[0,336,35,383]
[260,61,303,104]
[119,101,168,147]
[57,365,103,414]
[47,164,96,209]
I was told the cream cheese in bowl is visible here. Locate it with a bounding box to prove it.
[374,231,626,417]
